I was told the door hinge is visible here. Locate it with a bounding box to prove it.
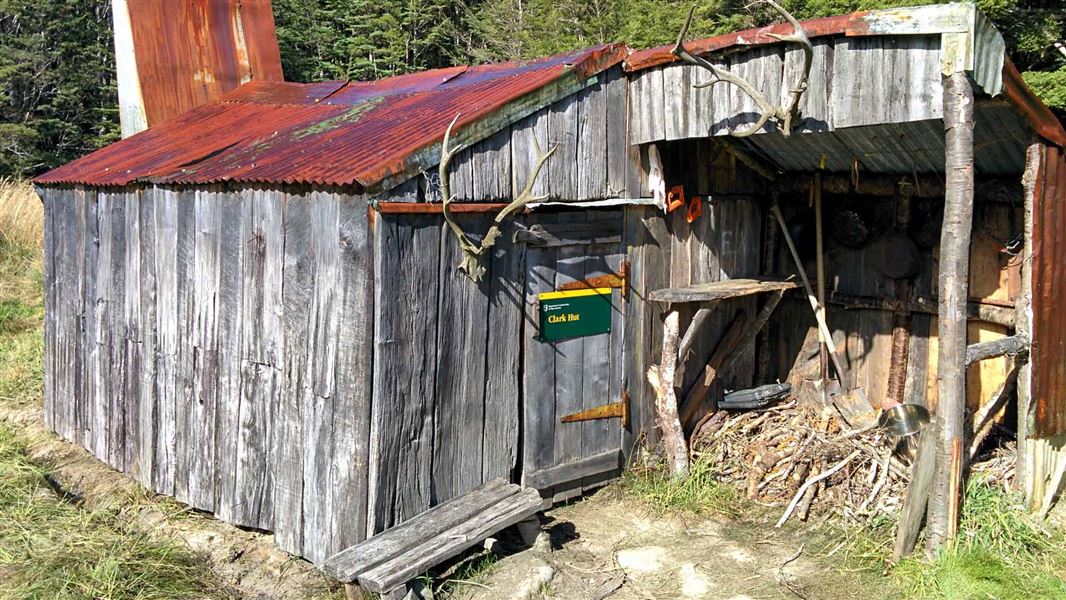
[560,390,629,428]
[556,260,630,301]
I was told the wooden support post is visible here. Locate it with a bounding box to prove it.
[647,310,689,478]
[927,70,975,551]
[1017,142,1039,500]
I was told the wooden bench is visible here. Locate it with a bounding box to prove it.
[323,478,543,599]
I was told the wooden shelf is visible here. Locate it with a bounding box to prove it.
[648,278,798,304]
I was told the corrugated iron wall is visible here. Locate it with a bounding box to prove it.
[1032,144,1066,438]
[123,0,283,129]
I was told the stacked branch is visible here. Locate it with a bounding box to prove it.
[689,400,1015,529]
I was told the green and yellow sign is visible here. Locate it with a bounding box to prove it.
[538,288,613,341]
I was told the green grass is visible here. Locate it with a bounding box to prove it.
[0,180,229,599]
[620,454,744,517]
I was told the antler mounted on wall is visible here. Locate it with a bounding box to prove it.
[439,114,557,282]
[672,0,813,137]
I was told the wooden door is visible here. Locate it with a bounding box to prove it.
[520,213,626,500]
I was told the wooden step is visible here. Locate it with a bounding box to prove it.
[323,478,543,595]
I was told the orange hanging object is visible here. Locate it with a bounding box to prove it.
[667,185,685,212]
[686,196,703,223]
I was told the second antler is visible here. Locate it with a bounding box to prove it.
[439,114,556,282]
[672,0,813,137]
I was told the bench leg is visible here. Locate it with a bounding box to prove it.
[516,515,544,548]
[343,583,367,600]
[383,579,428,600]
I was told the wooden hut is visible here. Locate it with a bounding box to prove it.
[32,1,1066,583]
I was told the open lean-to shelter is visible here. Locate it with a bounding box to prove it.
[32,2,1066,595]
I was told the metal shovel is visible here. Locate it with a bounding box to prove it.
[771,204,879,428]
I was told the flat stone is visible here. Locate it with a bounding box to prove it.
[679,563,710,598]
[615,546,669,573]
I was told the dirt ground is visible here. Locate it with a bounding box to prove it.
[464,488,890,600]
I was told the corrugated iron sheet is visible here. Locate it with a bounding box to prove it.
[126,0,284,126]
[35,44,627,190]
[1032,144,1066,438]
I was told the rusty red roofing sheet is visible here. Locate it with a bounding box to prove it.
[623,13,862,72]
[1032,143,1066,438]
[36,43,627,189]
[127,0,284,126]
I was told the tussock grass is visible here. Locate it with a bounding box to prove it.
[0,182,228,599]
[620,454,743,517]
[820,474,1066,599]
[0,178,43,254]
[0,424,228,600]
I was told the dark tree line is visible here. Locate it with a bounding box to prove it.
[1,0,1063,178]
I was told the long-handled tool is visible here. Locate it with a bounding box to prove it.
[771,203,878,428]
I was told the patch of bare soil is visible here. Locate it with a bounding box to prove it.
[465,490,891,600]
[0,403,342,600]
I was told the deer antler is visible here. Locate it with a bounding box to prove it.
[439,114,556,282]
[672,0,812,137]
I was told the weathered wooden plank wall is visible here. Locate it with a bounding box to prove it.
[629,35,943,145]
[42,184,376,564]
[405,66,641,203]
[369,213,528,533]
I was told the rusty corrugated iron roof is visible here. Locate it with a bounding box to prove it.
[36,44,628,191]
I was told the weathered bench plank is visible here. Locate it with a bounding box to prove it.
[359,486,544,593]
[323,478,513,582]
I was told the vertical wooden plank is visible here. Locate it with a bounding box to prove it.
[137,188,158,488]
[52,189,77,440]
[302,191,342,563]
[330,193,373,556]
[471,127,512,201]
[548,92,581,200]
[123,188,143,478]
[236,187,283,529]
[368,214,441,533]
[510,107,551,199]
[551,245,587,473]
[41,190,56,432]
[483,219,523,482]
[433,214,491,504]
[88,188,110,460]
[106,191,127,471]
[187,188,221,511]
[628,67,665,144]
[275,188,311,555]
[605,68,629,198]
[662,64,690,140]
[831,37,884,129]
[580,247,620,462]
[521,242,557,482]
[215,188,246,523]
[173,189,196,504]
[80,188,98,453]
[152,188,178,495]
[577,76,608,201]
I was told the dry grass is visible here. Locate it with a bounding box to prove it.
[0,178,43,255]
[0,181,231,599]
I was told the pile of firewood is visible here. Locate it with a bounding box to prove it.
[690,399,916,527]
